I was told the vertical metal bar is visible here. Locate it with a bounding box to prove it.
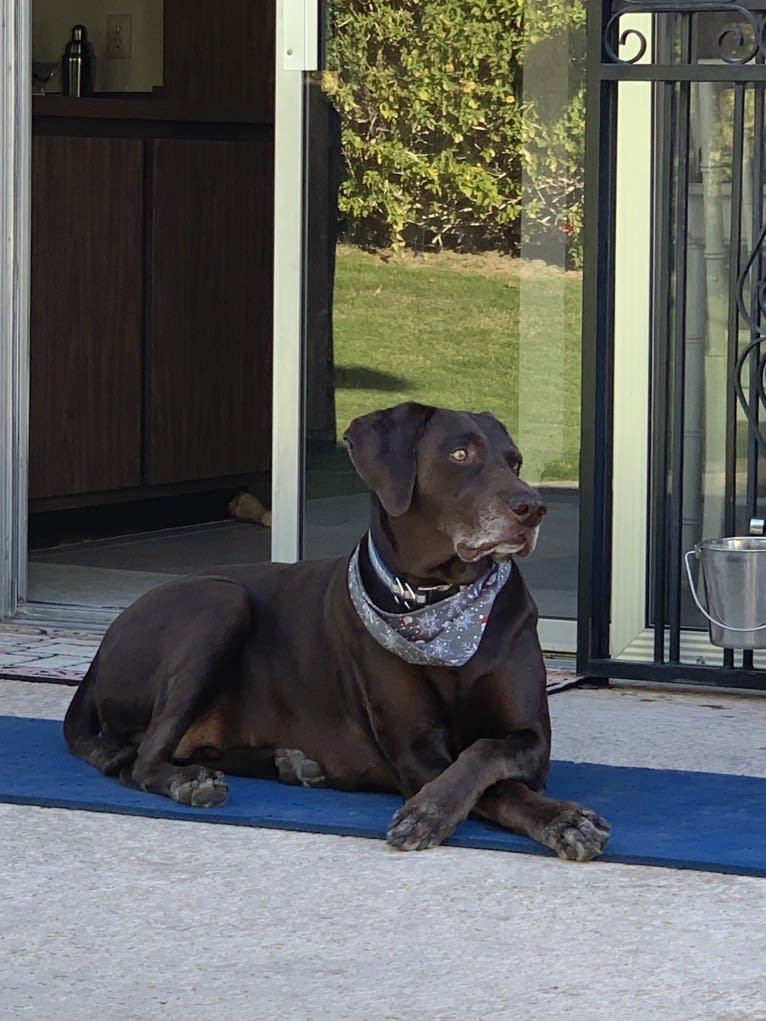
[646,10,687,664]
[741,81,765,675]
[747,82,765,523]
[578,0,617,668]
[726,84,746,539]
[271,0,308,563]
[651,78,674,664]
[726,84,747,674]
[667,22,694,663]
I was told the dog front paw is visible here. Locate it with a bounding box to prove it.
[386,795,459,851]
[537,804,610,862]
[168,769,229,808]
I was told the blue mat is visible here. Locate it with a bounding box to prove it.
[1,715,764,876]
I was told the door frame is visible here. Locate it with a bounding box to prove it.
[1,0,306,625]
[1,1,297,626]
[269,0,317,564]
[2,0,576,653]
[0,0,30,621]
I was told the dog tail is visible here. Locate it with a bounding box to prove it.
[63,653,136,775]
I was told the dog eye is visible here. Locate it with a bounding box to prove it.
[449,448,469,463]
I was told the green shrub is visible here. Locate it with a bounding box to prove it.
[520,78,586,267]
[325,0,586,264]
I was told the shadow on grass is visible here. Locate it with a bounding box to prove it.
[335,365,412,392]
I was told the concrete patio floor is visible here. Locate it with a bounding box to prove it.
[1,676,765,1020]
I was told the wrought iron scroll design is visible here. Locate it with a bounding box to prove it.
[735,228,766,457]
[604,0,765,64]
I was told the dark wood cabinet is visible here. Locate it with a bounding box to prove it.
[29,104,274,507]
[146,137,273,484]
[28,1,277,508]
[28,1,276,509]
[162,0,274,116]
[29,136,143,500]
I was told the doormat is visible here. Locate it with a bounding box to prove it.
[0,625,100,684]
[1,716,764,877]
[0,625,580,691]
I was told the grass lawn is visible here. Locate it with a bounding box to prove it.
[308,245,583,495]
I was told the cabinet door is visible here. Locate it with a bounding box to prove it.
[162,0,274,114]
[29,136,143,500]
[146,138,273,485]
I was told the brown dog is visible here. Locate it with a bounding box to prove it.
[64,403,609,860]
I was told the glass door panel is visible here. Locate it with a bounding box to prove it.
[279,0,587,647]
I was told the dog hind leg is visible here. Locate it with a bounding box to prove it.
[63,654,138,775]
[125,579,251,807]
[274,748,327,787]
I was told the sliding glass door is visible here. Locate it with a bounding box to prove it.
[273,0,587,651]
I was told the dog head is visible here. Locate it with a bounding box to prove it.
[344,403,546,562]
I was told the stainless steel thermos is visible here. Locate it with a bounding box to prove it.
[61,24,94,97]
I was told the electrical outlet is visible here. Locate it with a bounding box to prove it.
[105,13,132,59]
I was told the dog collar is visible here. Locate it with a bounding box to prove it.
[348,544,512,667]
[365,533,460,609]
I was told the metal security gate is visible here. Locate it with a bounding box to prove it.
[579,0,766,688]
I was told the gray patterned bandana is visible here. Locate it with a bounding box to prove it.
[347,540,512,667]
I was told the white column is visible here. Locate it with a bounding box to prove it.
[609,16,653,657]
[271,1,318,562]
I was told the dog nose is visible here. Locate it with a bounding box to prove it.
[510,496,547,526]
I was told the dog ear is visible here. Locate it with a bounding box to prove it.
[344,402,433,516]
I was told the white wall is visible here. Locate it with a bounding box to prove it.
[32,0,163,93]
